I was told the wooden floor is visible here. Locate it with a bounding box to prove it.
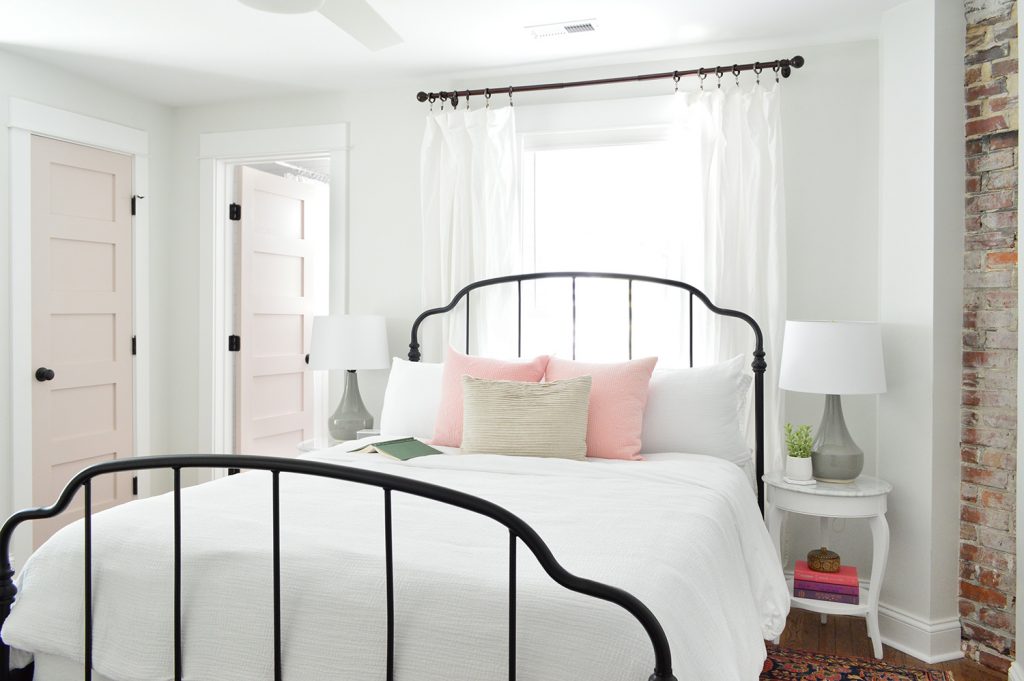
[778,609,1005,681]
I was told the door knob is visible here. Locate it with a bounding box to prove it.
[35,367,55,382]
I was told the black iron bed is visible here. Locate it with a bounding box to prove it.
[0,271,765,681]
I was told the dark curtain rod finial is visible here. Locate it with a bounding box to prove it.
[415,55,805,104]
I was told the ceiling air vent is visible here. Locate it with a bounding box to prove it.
[527,19,598,39]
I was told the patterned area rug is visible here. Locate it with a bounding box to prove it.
[762,647,954,680]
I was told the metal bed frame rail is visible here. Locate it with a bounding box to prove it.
[0,455,678,681]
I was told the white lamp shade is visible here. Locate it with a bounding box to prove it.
[309,315,389,371]
[779,321,887,395]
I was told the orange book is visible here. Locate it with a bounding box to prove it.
[794,560,859,587]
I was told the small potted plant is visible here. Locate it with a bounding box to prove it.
[785,423,814,483]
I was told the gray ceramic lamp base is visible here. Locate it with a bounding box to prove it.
[811,394,864,483]
[328,370,374,441]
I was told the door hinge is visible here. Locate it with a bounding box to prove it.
[132,335,137,356]
[228,334,241,352]
[229,203,241,221]
[131,194,144,216]
[132,475,139,496]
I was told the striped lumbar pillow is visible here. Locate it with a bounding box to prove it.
[460,375,592,459]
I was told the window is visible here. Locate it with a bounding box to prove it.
[518,129,707,366]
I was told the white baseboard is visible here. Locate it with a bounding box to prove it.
[782,570,963,664]
[876,604,963,663]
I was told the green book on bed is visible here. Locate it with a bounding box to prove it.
[348,437,441,461]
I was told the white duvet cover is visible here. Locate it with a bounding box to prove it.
[3,448,788,681]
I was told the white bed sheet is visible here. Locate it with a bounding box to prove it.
[5,446,787,681]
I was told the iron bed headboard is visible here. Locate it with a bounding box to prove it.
[408,271,767,512]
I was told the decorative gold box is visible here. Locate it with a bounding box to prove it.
[807,546,840,573]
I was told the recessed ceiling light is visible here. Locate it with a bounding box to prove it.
[525,19,599,39]
[237,0,326,14]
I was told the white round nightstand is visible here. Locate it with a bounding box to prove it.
[762,471,893,659]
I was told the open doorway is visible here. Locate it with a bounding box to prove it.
[225,159,330,457]
[196,123,349,478]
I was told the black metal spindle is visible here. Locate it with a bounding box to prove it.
[571,276,576,360]
[465,293,471,354]
[384,489,394,681]
[173,467,182,681]
[83,480,93,681]
[688,292,694,368]
[272,472,282,681]
[517,280,522,358]
[508,531,517,681]
[627,279,633,360]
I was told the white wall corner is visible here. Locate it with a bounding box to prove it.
[877,604,963,664]
[1009,661,1024,681]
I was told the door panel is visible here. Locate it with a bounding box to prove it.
[31,135,134,547]
[237,167,325,456]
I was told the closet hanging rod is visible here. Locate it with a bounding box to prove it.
[416,55,804,107]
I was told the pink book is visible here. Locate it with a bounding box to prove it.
[794,579,859,596]
[794,560,858,587]
[794,588,859,605]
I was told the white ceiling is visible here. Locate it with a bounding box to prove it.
[1,0,906,107]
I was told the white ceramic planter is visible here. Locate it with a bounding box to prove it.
[785,455,813,482]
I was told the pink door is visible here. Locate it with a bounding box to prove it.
[31,135,135,546]
[236,167,325,455]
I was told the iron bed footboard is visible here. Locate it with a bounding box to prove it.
[0,454,678,681]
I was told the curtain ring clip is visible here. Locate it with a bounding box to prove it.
[715,66,723,89]
[732,64,741,87]
[753,62,763,85]
[484,88,491,108]
[508,86,514,107]
[672,70,680,94]
[698,67,706,90]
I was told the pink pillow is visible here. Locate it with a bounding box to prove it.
[432,347,549,447]
[545,356,658,460]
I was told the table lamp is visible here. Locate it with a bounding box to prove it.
[779,321,886,482]
[309,315,390,441]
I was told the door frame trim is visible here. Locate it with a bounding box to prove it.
[7,98,151,560]
[197,124,349,471]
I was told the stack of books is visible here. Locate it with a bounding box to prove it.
[794,560,860,604]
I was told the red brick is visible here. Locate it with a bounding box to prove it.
[977,649,1013,673]
[967,148,1014,172]
[967,138,985,155]
[967,175,981,192]
[968,81,1008,102]
[961,464,1011,487]
[965,189,1015,213]
[961,598,978,618]
[979,210,1017,229]
[966,65,984,85]
[988,94,1016,112]
[981,167,1017,190]
[991,58,1018,77]
[980,488,1014,510]
[961,580,1009,608]
[986,250,1018,267]
[967,43,1011,66]
[988,130,1018,149]
[967,115,1009,137]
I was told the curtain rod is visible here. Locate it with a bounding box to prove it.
[416,55,804,107]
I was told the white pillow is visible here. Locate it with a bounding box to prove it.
[640,354,752,463]
[378,358,444,440]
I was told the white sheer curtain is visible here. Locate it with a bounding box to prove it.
[674,85,787,473]
[420,107,520,360]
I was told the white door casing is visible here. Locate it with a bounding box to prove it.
[236,167,326,455]
[197,124,348,470]
[30,135,135,546]
[8,99,150,568]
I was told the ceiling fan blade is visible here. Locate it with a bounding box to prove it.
[319,0,403,51]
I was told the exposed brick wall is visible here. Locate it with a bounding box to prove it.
[961,0,1018,672]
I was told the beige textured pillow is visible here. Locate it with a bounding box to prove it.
[460,375,592,459]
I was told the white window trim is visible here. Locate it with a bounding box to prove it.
[196,124,349,473]
[7,98,151,567]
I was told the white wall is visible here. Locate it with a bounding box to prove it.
[0,49,175,523]
[875,0,963,661]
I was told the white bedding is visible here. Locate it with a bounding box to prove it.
[4,446,788,681]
